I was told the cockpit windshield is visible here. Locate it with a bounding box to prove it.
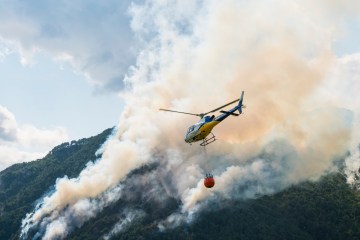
[187,125,195,133]
[187,122,203,133]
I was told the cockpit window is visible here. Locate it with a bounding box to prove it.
[188,123,203,133]
[187,126,195,133]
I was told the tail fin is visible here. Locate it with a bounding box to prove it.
[238,91,244,114]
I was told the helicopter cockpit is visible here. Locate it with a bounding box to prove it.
[187,122,203,134]
[187,125,195,133]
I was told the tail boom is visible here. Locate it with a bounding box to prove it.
[214,91,245,122]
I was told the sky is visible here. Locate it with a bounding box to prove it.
[0,0,137,170]
[0,1,359,170]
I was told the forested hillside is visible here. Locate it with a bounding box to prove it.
[0,128,113,240]
[66,172,360,240]
[1,128,360,240]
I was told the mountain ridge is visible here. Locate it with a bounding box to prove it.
[0,128,114,240]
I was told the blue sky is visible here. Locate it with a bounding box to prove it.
[0,0,359,171]
[0,51,122,138]
[334,16,360,55]
[0,0,137,169]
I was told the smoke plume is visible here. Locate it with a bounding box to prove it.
[103,209,146,240]
[21,0,360,238]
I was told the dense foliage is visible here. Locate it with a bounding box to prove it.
[1,128,360,239]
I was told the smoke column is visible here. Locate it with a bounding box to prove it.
[21,0,360,238]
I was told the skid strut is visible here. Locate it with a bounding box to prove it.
[200,132,216,146]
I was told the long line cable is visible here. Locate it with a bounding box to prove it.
[202,140,213,179]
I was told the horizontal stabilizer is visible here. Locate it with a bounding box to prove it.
[220,110,239,116]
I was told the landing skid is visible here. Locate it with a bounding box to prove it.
[200,132,216,146]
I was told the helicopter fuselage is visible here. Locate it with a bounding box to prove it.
[184,98,243,144]
[160,91,245,145]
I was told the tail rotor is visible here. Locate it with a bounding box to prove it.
[238,91,245,114]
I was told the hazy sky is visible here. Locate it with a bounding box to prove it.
[0,0,359,170]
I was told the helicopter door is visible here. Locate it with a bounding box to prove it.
[193,123,203,132]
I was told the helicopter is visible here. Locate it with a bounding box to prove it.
[160,91,245,146]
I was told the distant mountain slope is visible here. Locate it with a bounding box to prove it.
[0,128,113,240]
[1,128,360,240]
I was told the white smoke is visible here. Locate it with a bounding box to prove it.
[345,146,360,188]
[334,54,360,188]
[20,0,360,238]
[21,183,124,240]
[103,209,146,240]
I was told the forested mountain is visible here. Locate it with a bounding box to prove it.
[0,128,113,240]
[1,128,360,240]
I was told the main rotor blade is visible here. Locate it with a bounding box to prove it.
[202,98,240,116]
[159,108,201,117]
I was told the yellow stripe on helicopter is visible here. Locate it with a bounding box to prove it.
[196,121,220,140]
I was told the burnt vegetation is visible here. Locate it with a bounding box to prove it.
[1,128,360,239]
